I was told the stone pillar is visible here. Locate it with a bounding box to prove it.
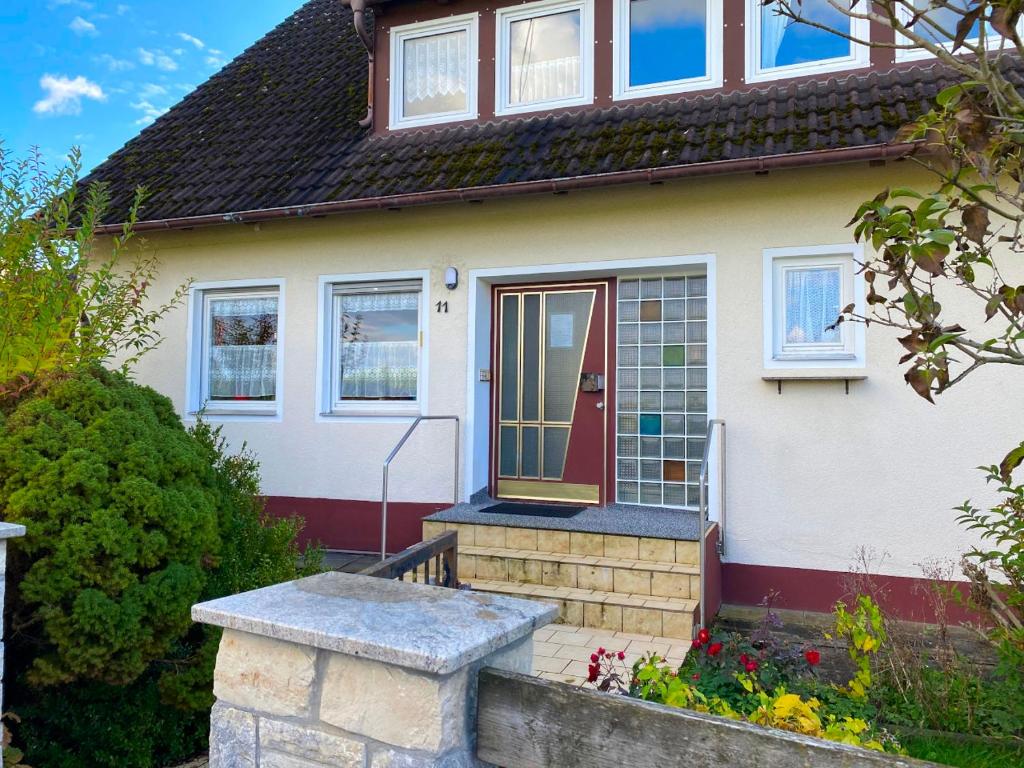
[0,522,26,757]
[193,571,555,768]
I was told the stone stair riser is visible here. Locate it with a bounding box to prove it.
[473,589,695,640]
[459,554,698,599]
[423,521,699,566]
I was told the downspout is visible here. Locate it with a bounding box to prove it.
[349,0,374,129]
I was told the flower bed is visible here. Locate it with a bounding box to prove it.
[585,593,1024,765]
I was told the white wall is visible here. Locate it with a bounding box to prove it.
[129,161,1024,578]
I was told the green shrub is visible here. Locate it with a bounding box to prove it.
[1,368,320,766]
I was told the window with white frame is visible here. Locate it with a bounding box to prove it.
[748,0,869,83]
[496,0,594,115]
[614,0,721,100]
[389,14,478,129]
[325,280,424,412]
[895,0,982,61]
[764,247,863,367]
[191,284,282,415]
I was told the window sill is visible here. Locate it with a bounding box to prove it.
[188,409,279,418]
[761,372,867,395]
[320,410,423,420]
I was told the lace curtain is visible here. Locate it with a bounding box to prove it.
[209,346,277,399]
[510,56,581,104]
[784,268,841,344]
[207,296,278,401]
[760,1,793,69]
[338,291,419,401]
[403,30,468,105]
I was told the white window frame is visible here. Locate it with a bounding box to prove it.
[612,0,722,100]
[745,0,870,84]
[894,4,987,62]
[185,278,285,420]
[389,13,480,130]
[316,270,430,419]
[495,0,595,116]
[762,245,865,369]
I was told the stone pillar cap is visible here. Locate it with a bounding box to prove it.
[0,522,26,540]
[193,572,556,675]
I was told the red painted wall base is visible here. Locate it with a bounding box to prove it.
[264,496,449,554]
[721,562,975,625]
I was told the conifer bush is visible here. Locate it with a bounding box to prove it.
[1,369,320,766]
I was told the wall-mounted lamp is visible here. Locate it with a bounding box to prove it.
[444,267,459,290]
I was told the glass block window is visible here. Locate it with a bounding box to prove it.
[616,275,707,509]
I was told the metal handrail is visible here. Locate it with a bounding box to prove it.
[381,416,460,560]
[698,419,726,631]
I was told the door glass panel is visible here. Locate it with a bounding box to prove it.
[522,294,541,421]
[499,425,518,477]
[543,291,594,422]
[521,425,540,478]
[500,294,520,421]
[543,426,570,480]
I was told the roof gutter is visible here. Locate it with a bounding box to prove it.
[94,142,913,235]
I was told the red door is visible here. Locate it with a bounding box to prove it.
[491,282,609,505]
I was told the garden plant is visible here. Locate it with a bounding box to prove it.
[0,147,321,767]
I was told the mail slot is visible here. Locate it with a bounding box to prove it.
[580,373,605,392]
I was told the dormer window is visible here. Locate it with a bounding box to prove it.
[496,0,594,115]
[614,0,722,100]
[747,0,869,83]
[389,14,479,129]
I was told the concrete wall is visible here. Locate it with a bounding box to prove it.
[129,160,1024,580]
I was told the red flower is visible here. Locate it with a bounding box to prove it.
[597,647,606,656]
[587,664,600,683]
[707,642,723,657]
[691,639,702,650]
[590,653,600,663]
[805,649,821,667]
[739,653,749,665]
[691,673,700,681]
[617,651,626,661]
[745,660,759,673]
[697,628,711,645]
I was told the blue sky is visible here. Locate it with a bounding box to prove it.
[0,0,306,175]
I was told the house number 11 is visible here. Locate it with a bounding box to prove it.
[435,301,449,314]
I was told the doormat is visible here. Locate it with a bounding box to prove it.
[480,502,585,519]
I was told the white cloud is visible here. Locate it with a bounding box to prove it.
[137,47,178,71]
[131,99,169,126]
[138,82,168,98]
[95,53,134,71]
[117,4,131,14]
[177,32,205,49]
[33,74,106,116]
[48,0,94,10]
[69,16,98,36]
[205,55,226,68]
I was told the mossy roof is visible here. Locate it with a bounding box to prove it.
[82,0,980,225]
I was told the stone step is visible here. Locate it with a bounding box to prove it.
[459,545,700,600]
[422,520,700,566]
[469,579,698,640]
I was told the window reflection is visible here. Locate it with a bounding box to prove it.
[509,10,582,105]
[760,0,850,70]
[628,0,708,87]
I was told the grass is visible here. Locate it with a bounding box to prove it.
[902,734,1024,768]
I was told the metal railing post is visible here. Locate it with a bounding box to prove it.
[381,416,460,561]
[698,419,726,631]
